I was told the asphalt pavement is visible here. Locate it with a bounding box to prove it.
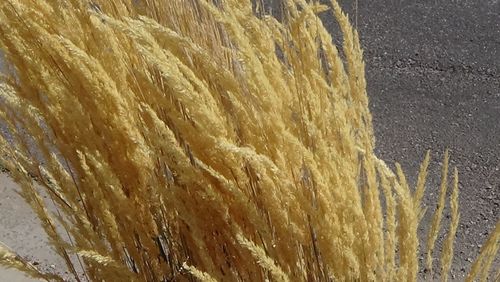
[330,0,499,279]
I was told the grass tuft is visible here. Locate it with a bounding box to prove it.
[0,0,498,281]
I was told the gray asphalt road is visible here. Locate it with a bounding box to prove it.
[330,0,499,279]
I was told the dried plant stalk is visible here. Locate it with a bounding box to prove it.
[440,168,460,282]
[426,149,450,275]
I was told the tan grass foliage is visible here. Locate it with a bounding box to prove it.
[0,0,498,281]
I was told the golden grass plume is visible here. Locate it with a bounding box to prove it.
[0,0,498,281]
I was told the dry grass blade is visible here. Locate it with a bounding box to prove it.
[394,163,419,280]
[182,263,218,282]
[440,167,460,282]
[236,234,290,282]
[414,150,430,223]
[426,149,450,275]
[0,242,64,281]
[465,221,500,282]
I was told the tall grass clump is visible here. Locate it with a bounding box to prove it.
[0,0,498,281]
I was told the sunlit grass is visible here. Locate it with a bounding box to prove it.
[0,0,498,281]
